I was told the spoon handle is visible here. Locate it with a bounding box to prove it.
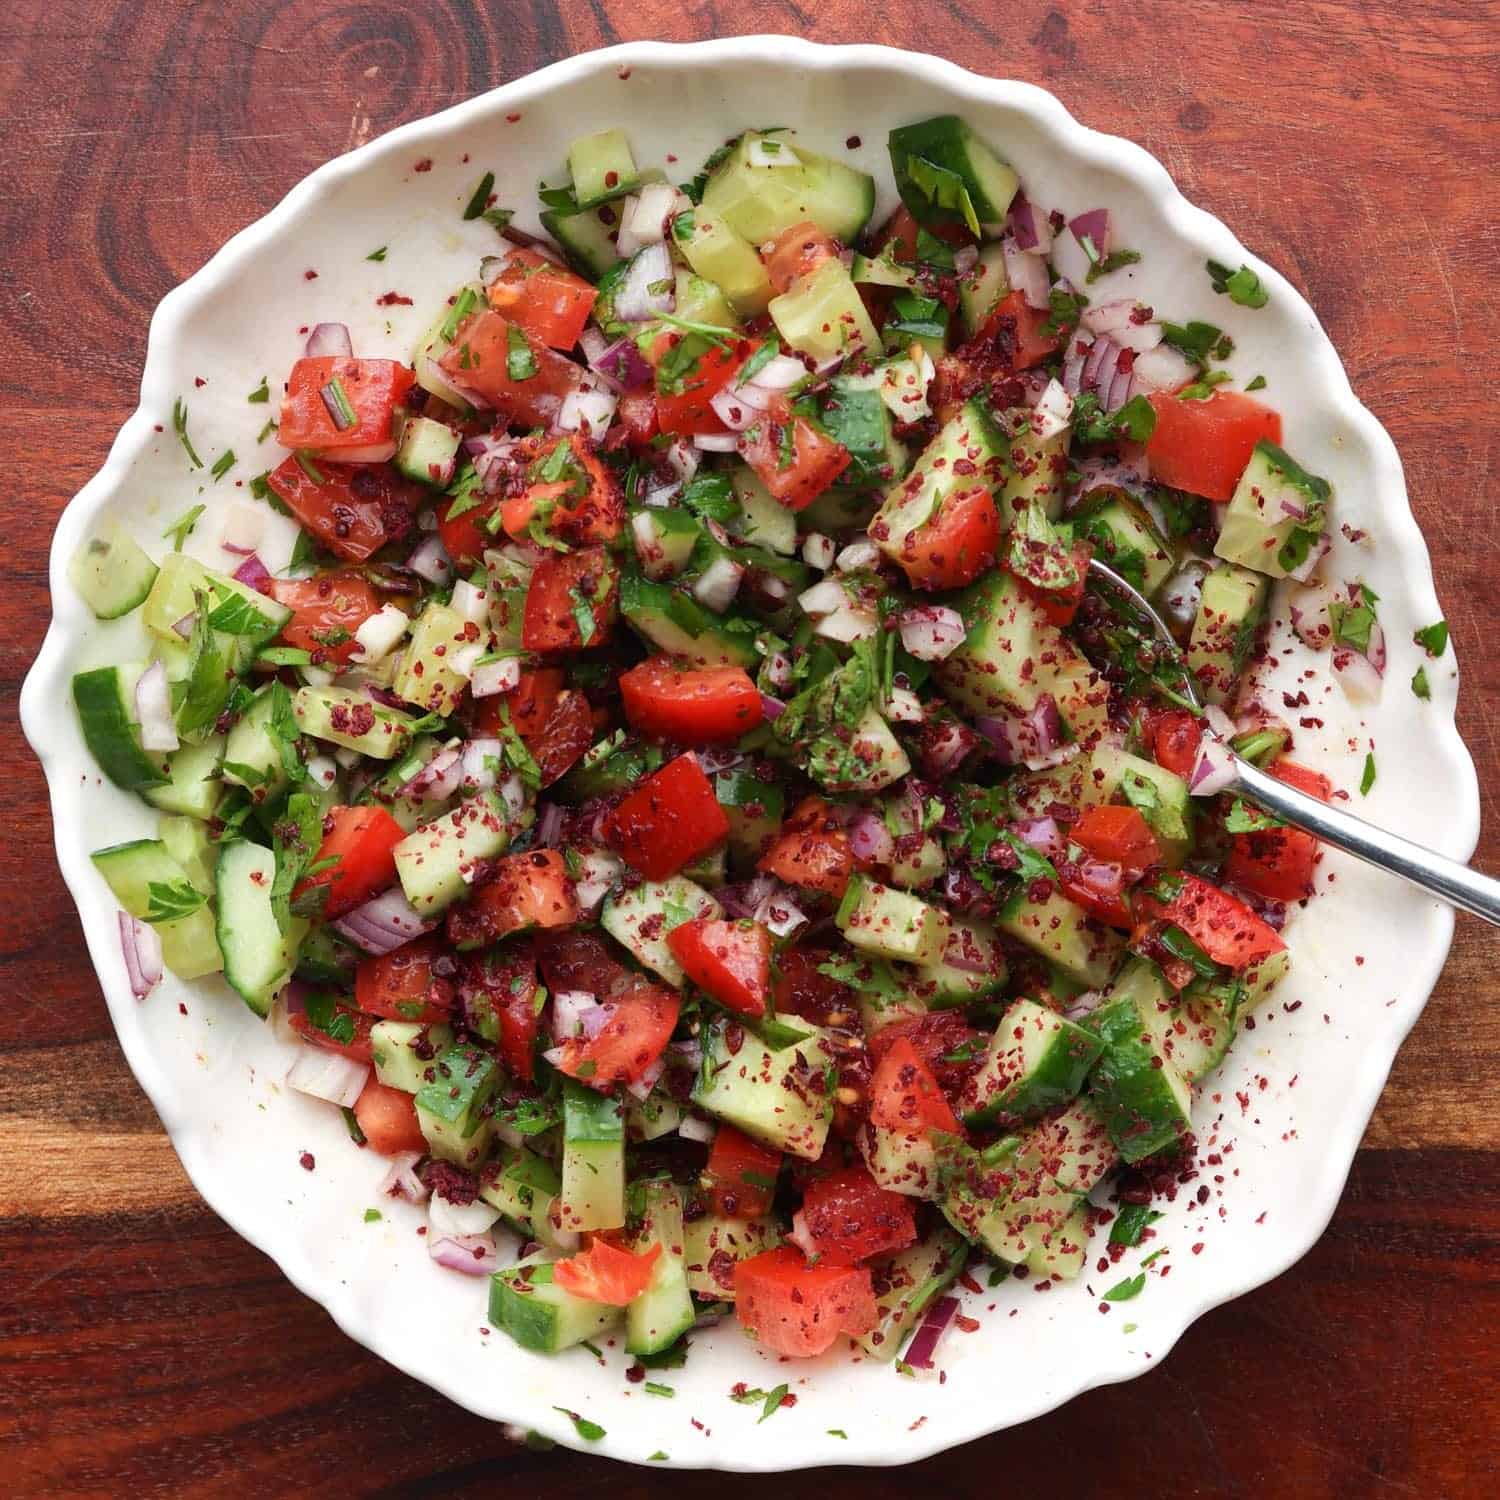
[1233,758,1500,927]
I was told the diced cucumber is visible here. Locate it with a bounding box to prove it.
[856,1223,967,1360]
[1240,947,1291,1013]
[142,551,290,648]
[92,838,224,981]
[1066,489,1177,596]
[768,256,879,364]
[158,815,216,896]
[600,876,721,986]
[481,1146,568,1249]
[559,1081,626,1234]
[415,1041,500,1167]
[391,603,478,718]
[692,1017,835,1161]
[1016,1094,1119,1196]
[701,132,875,245]
[913,915,1008,1007]
[568,128,638,209]
[142,734,225,820]
[619,572,758,668]
[876,787,945,892]
[489,1259,622,1353]
[393,790,514,916]
[715,767,784,872]
[674,267,741,330]
[1090,745,1193,864]
[627,1091,683,1142]
[294,685,415,759]
[412,286,483,411]
[1215,440,1331,580]
[631,506,703,581]
[294,924,358,986]
[850,250,923,291]
[222,680,295,801]
[73,665,169,791]
[1156,986,1237,1083]
[728,465,797,556]
[68,528,159,620]
[1011,1173,1091,1279]
[1187,563,1269,705]
[836,875,948,965]
[542,202,622,280]
[996,406,1070,524]
[214,839,300,1009]
[394,415,461,488]
[959,242,1011,336]
[626,1180,696,1356]
[997,882,1124,988]
[370,1019,455,1093]
[939,1138,1030,1263]
[816,705,911,794]
[882,292,949,365]
[682,1212,779,1299]
[959,999,1103,1124]
[888,115,1019,231]
[672,209,772,316]
[859,1119,942,1199]
[819,379,907,490]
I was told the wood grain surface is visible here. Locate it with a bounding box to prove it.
[2,2,1497,1494]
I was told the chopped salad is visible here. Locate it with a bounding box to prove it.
[72,113,1382,1376]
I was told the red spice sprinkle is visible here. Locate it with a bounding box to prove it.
[299,1151,315,1171]
[413,158,433,172]
[1255,1211,1268,1225]
[194,376,206,388]
[604,169,619,188]
[303,269,318,280]
[178,1002,188,1016]
[617,65,632,79]
[1191,1243,1205,1255]
[846,134,862,149]
[377,291,414,306]
[506,113,522,123]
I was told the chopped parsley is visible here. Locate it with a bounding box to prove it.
[1411,666,1431,700]
[210,449,236,481]
[553,1408,605,1442]
[363,1208,382,1222]
[1330,582,1380,656]
[144,879,206,924]
[730,1383,792,1422]
[1245,374,1267,391]
[1103,1272,1147,1302]
[644,1382,675,1398]
[366,245,388,262]
[247,377,270,403]
[506,324,537,381]
[1158,320,1222,360]
[1360,752,1377,796]
[462,170,496,220]
[1108,1205,1163,1247]
[1224,800,1286,834]
[1086,247,1142,283]
[1413,620,1449,657]
[172,398,204,468]
[161,503,205,551]
[1206,258,1270,308]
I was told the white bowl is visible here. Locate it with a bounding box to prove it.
[20,36,1480,1471]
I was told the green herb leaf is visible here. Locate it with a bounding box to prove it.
[144,879,207,924]
[462,170,496,220]
[363,1207,382,1222]
[1158,320,1222,360]
[644,1382,675,1398]
[553,1408,605,1442]
[172,398,204,468]
[1411,665,1431,700]
[366,246,388,262]
[322,377,357,430]
[1104,1272,1147,1302]
[758,1383,790,1422]
[507,323,538,382]
[1086,247,1142,283]
[1108,1205,1163,1248]
[1206,259,1270,308]
[1044,285,1088,338]
[161,503,205,552]
[247,377,270,404]
[1224,799,1287,834]
[828,1429,848,1440]
[493,702,543,791]
[1245,374,1267,391]
[439,286,480,345]
[1360,752,1377,796]
[1413,620,1449,657]
[1330,583,1380,656]
[206,588,275,636]
[294,449,327,485]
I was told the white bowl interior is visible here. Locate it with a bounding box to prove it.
[20,38,1479,1470]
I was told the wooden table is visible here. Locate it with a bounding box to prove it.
[3,2,1496,1493]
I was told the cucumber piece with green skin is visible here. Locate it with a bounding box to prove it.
[715,767,784,872]
[559,1081,626,1234]
[1087,958,1194,1162]
[158,815,216,896]
[626,1180,696,1356]
[1239,947,1291,1013]
[1065,489,1177,596]
[701,132,876,245]
[850,250,924,291]
[92,838,224,980]
[627,1091,682,1142]
[682,1211,779,1299]
[1187,563,1269,705]
[214,839,301,1008]
[69,529,159,620]
[370,1019,455,1093]
[568,128,639,209]
[691,1017,836,1161]
[142,552,291,648]
[882,290,950,364]
[859,1119,942,1199]
[489,1259,622,1353]
[1214,440,1331,580]
[541,203,622,280]
[875,787,946,892]
[768,256,880,364]
[682,844,727,888]
[913,914,1008,1007]
[958,241,1011,337]
[223,681,295,801]
[997,882,1125,989]
[996,406,1070,524]
[393,790,514,916]
[728,466,797,556]
[393,415,461,488]
[857,1223,968,1360]
[819,380,907,490]
[672,209,771,316]
[390,602,477,718]
[814,705,912,795]
[1015,1094,1119,1197]
[630,507,705,581]
[959,998,1103,1125]
[888,115,1020,231]
[674,267,741,330]
[294,685,416,760]
[358,734,449,830]
[412,286,482,411]
[836,875,948,965]
[480,1146,569,1250]
[1089,745,1193,865]
[73,665,170,791]
[618,572,759,668]
[601,876,721,986]
[141,734,225,820]
[294,923,358,986]
[798,486,879,534]
[415,1041,500,1168]
[938,1137,1030,1262]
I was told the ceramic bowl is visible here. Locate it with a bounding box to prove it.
[20,35,1479,1471]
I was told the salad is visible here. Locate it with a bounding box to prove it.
[69,112,1364,1375]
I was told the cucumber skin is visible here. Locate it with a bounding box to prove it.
[73,667,169,791]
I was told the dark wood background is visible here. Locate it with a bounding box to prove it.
[3,2,1496,1494]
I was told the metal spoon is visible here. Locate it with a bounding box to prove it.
[1087,558,1500,926]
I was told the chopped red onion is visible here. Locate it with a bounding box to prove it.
[623,182,679,244]
[587,334,653,391]
[744,353,808,393]
[305,322,353,358]
[1068,208,1112,259]
[233,554,274,594]
[551,990,611,1043]
[171,611,195,640]
[1007,194,1053,253]
[1083,335,1123,397]
[952,243,980,276]
[691,554,744,611]
[899,605,966,661]
[287,1048,369,1109]
[1001,237,1051,310]
[756,891,808,938]
[379,1151,429,1202]
[798,577,847,617]
[847,809,896,866]
[710,384,758,432]
[1106,360,1136,413]
[399,746,463,802]
[757,694,786,725]
[556,384,618,442]
[904,1294,960,1370]
[1064,989,1106,1022]
[1061,337,1091,396]
[406,533,452,584]
[695,745,746,776]
[976,695,1064,768]
[459,738,503,791]
[1202,704,1237,740]
[1332,646,1382,703]
[332,886,436,955]
[624,1054,666,1102]
[428,1233,499,1276]
[919,718,981,777]
[1082,299,1162,354]
[1031,378,1075,442]
[665,438,700,484]
[134,660,178,753]
[534,800,564,848]
[1009,816,1065,857]
[614,243,674,322]
[1189,737,1239,796]
[118,911,163,999]
[429,1191,501,1238]
[1289,582,1336,651]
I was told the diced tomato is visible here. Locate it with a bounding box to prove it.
[653,337,750,437]
[868,1037,962,1136]
[734,1246,877,1357]
[758,796,852,898]
[1009,540,1093,627]
[535,930,633,1001]
[1058,856,1134,928]
[268,570,383,666]
[868,1010,984,1096]
[1150,708,1204,780]
[265,454,420,563]
[291,805,406,919]
[446,849,579,948]
[437,491,497,568]
[521,546,619,653]
[462,949,543,1080]
[738,397,851,511]
[278,357,415,457]
[795,1166,918,1265]
[1145,389,1283,502]
[525,688,596,787]
[703,1124,782,1218]
[771,946,856,1026]
[354,934,455,1023]
[484,246,598,351]
[353,1077,427,1156]
[619,657,764,744]
[610,389,659,450]
[288,992,376,1063]
[666,918,771,1018]
[603,752,730,880]
[1224,758,1331,903]
[497,433,624,546]
[1156,872,1286,970]
[438,309,586,427]
[552,1237,662,1305]
[552,979,680,1090]
[1071,806,1161,877]
[880,483,1001,591]
[873,205,923,261]
[475,667,563,741]
[763,220,841,295]
[981,290,1062,371]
